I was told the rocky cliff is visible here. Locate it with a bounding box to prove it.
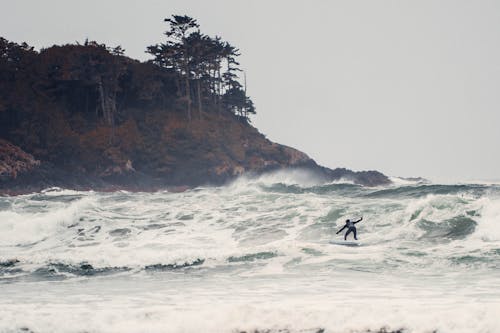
[0,38,390,194]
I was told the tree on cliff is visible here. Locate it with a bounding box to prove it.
[0,37,38,132]
[222,87,255,119]
[147,15,200,121]
[146,15,255,121]
[186,31,211,118]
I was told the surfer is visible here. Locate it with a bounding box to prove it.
[336,217,363,240]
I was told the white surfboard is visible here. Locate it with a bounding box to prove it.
[329,240,361,247]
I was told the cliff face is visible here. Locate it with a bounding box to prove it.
[0,39,390,193]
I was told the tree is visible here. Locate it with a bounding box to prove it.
[164,15,199,121]
[222,87,255,121]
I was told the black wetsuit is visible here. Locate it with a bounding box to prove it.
[336,218,362,240]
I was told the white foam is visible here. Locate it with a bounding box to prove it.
[0,196,94,247]
[0,278,498,333]
[389,176,428,186]
[229,168,326,188]
[40,187,93,196]
[1,183,499,333]
[473,196,500,242]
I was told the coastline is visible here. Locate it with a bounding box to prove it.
[0,161,391,196]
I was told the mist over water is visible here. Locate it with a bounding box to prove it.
[1,170,499,333]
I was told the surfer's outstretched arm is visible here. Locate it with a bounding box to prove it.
[336,225,347,234]
[353,217,363,224]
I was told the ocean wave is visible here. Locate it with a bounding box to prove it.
[1,183,500,332]
[416,216,477,241]
[144,258,205,271]
[260,183,362,196]
[32,262,131,279]
[227,251,278,262]
[364,184,487,198]
[2,183,499,274]
[0,196,94,247]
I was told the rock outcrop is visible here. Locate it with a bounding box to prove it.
[0,139,40,180]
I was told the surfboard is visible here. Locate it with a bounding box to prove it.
[329,240,360,247]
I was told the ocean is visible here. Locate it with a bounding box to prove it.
[1,170,499,333]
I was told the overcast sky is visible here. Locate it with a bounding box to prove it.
[1,0,499,182]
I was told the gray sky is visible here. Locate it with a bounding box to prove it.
[1,0,499,182]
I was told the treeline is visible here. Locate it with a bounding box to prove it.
[0,15,254,134]
[0,15,256,171]
[147,15,255,121]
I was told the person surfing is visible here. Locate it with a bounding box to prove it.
[336,217,363,240]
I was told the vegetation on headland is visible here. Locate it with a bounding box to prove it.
[0,15,390,192]
[147,15,255,121]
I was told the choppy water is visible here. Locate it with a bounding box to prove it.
[1,170,499,333]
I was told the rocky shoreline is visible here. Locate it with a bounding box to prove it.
[0,137,390,195]
[0,154,390,196]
